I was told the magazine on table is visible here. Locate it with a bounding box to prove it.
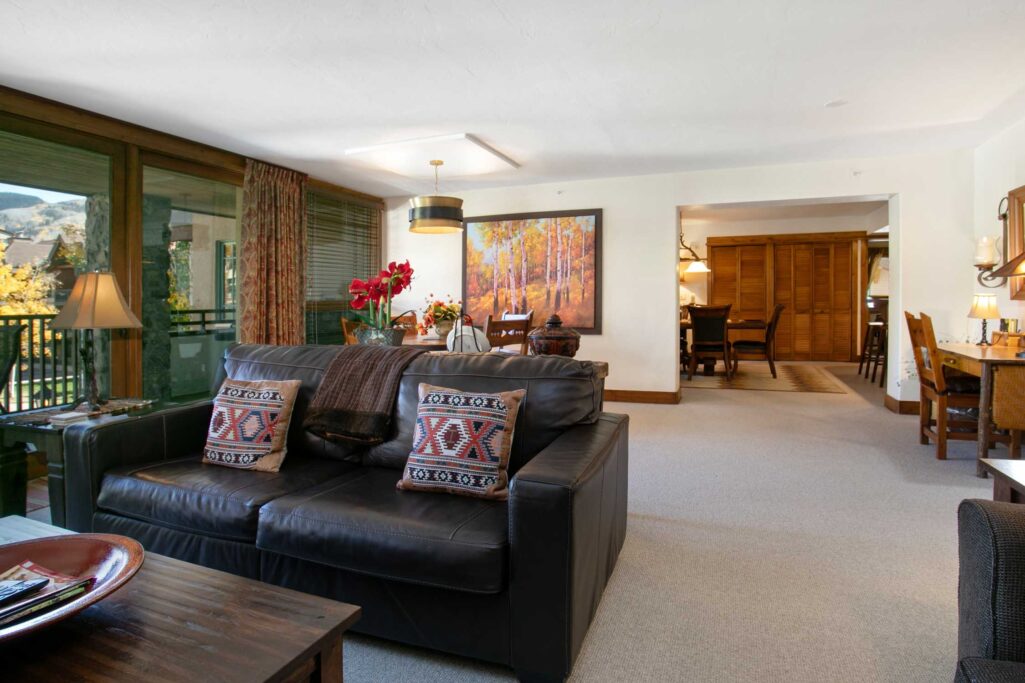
[0,561,92,625]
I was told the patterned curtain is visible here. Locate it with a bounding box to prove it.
[239,160,308,345]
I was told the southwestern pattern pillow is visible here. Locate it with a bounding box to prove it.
[203,378,301,472]
[397,383,526,500]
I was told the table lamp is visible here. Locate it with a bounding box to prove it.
[968,293,1000,346]
[49,271,142,410]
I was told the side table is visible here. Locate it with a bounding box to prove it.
[0,400,178,526]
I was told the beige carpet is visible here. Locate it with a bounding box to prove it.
[682,361,846,393]
[343,363,992,682]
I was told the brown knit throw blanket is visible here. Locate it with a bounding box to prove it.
[303,344,426,445]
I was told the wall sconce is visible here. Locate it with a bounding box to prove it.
[977,198,1011,287]
[679,234,710,274]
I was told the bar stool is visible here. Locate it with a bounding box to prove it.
[859,320,886,378]
[870,324,887,387]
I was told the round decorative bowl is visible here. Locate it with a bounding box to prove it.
[0,533,144,641]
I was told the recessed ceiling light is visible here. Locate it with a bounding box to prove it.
[824,99,849,109]
[344,133,518,178]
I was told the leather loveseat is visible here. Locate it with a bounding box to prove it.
[64,344,629,683]
[956,499,1025,682]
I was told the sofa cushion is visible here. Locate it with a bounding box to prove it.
[364,352,604,474]
[257,467,508,593]
[97,455,357,542]
[204,377,301,472]
[218,344,354,462]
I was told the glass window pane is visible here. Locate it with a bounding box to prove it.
[142,166,240,400]
[0,128,111,411]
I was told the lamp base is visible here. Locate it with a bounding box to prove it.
[976,340,991,347]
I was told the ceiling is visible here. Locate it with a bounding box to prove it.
[3,1,1025,198]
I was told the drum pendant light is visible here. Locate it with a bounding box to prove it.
[409,160,464,234]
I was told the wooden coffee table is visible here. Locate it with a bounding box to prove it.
[980,458,1025,503]
[0,516,361,682]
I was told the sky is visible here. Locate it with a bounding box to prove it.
[0,182,83,204]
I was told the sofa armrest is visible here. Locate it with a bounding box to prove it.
[64,401,213,532]
[508,413,628,682]
[955,657,1025,683]
[958,499,1025,665]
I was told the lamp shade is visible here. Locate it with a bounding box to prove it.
[684,260,711,274]
[967,293,1001,321]
[408,195,464,234]
[50,271,142,330]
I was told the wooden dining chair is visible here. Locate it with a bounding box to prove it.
[904,311,1011,459]
[501,309,534,322]
[732,304,785,378]
[340,318,364,345]
[994,365,1025,459]
[484,314,532,354]
[686,304,732,380]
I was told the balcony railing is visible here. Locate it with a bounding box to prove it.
[170,308,236,337]
[0,314,80,413]
[0,308,238,413]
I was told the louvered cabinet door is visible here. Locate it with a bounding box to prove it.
[830,241,854,361]
[810,245,834,360]
[709,246,737,306]
[734,245,769,343]
[773,245,794,358]
[791,244,814,359]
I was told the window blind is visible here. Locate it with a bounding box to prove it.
[305,189,381,343]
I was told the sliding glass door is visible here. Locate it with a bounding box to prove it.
[140,162,240,400]
[0,125,113,410]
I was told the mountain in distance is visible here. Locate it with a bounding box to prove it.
[0,192,85,242]
[0,192,43,211]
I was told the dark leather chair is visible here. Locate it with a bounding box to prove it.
[65,345,628,683]
[732,304,785,378]
[686,304,733,380]
[956,500,1025,682]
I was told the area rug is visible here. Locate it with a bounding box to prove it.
[681,362,846,393]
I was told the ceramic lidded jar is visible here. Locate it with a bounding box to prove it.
[527,314,581,357]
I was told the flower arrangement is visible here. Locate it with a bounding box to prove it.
[417,294,463,335]
[348,260,413,330]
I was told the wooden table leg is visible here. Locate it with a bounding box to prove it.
[314,636,343,683]
[977,362,994,478]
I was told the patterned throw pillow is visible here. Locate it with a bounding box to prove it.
[203,378,302,472]
[397,383,526,500]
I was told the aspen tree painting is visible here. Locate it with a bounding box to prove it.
[462,209,602,333]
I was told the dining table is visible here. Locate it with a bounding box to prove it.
[680,318,767,374]
[402,335,448,350]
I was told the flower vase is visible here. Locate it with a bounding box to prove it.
[434,320,454,339]
[355,328,406,346]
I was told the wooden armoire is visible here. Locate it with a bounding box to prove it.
[706,231,867,361]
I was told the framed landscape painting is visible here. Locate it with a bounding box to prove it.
[462,209,602,334]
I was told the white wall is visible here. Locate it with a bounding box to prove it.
[973,116,1025,328]
[385,149,977,400]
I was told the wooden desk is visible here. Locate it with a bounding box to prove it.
[938,343,1025,477]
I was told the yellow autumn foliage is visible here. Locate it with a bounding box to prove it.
[0,241,59,358]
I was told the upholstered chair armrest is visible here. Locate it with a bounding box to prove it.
[958,499,1025,666]
[508,413,629,683]
[64,401,213,532]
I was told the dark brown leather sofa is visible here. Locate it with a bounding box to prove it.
[64,344,629,683]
